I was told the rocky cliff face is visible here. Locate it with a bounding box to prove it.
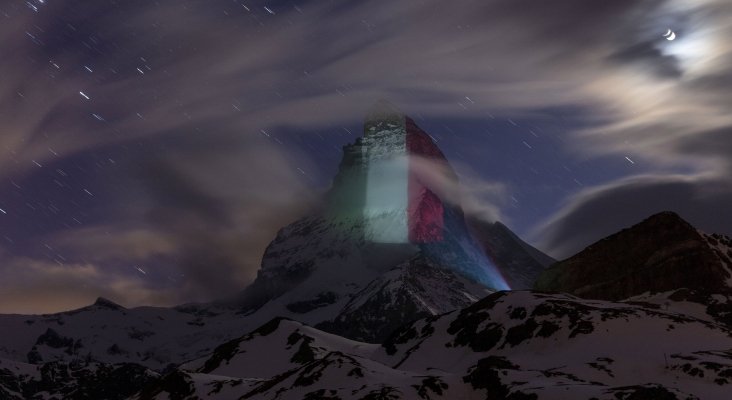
[535,211,732,300]
[315,254,492,342]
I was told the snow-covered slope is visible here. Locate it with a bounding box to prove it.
[0,298,257,370]
[0,356,158,400]
[316,254,493,342]
[136,290,732,400]
[6,289,729,399]
[625,288,732,331]
[0,252,494,381]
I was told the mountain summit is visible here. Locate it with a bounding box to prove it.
[236,102,553,341]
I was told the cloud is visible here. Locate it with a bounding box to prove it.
[132,138,319,299]
[608,41,684,78]
[409,156,509,223]
[47,226,177,263]
[29,142,321,307]
[0,0,674,173]
[5,0,728,163]
[2,0,720,177]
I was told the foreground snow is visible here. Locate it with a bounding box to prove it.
[134,291,732,400]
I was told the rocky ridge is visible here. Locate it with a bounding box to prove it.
[535,211,732,300]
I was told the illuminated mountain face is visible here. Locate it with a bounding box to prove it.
[361,114,446,244]
[324,102,510,290]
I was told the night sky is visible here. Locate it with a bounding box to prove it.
[2,0,732,313]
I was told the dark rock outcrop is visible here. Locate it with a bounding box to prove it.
[535,211,732,300]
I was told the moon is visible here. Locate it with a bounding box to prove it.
[663,29,676,41]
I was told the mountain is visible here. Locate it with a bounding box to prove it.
[535,211,732,300]
[235,101,553,342]
[0,103,555,398]
[133,291,732,399]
